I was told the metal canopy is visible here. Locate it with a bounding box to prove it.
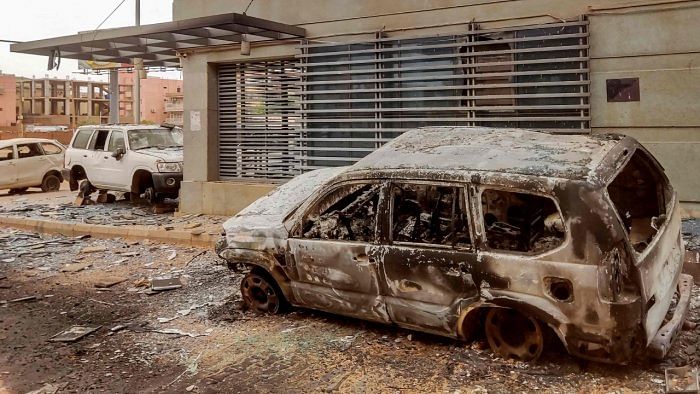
[10,13,306,68]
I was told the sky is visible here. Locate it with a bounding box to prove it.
[0,0,181,81]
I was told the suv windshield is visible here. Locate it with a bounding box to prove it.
[128,128,183,150]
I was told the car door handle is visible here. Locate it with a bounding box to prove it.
[103,156,109,159]
[83,155,88,158]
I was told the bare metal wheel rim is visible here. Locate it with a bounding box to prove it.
[485,308,544,361]
[241,274,280,314]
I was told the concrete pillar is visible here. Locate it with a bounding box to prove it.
[109,69,119,124]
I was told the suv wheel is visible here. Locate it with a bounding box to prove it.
[41,174,61,192]
[240,271,286,314]
[142,186,163,204]
[484,308,544,361]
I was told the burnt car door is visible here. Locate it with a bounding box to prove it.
[287,181,390,323]
[378,181,479,336]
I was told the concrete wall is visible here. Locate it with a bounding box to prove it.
[588,4,700,205]
[174,0,700,215]
[0,74,17,127]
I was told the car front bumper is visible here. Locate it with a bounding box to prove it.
[152,172,182,194]
[647,273,694,359]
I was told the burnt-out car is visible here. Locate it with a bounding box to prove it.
[215,127,692,364]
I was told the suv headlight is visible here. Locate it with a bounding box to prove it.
[157,162,183,173]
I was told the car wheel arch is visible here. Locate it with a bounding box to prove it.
[456,298,569,352]
[131,168,153,194]
[223,248,293,301]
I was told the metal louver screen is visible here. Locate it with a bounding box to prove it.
[297,20,590,170]
[218,60,301,181]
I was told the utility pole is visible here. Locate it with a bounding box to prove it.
[133,0,141,124]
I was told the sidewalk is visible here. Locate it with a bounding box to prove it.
[0,187,225,248]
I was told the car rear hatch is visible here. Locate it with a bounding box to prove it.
[606,147,684,343]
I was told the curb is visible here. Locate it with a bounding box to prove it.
[0,215,218,248]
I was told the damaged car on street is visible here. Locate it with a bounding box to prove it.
[216,126,692,364]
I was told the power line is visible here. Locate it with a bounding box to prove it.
[94,0,128,32]
[243,0,255,14]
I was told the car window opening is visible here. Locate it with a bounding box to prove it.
[607,150,670,253]
[392,184,471,247]
[17,144,43,159]
[72,129,92,149]
[303,184,380,242]
[482,189,565,253]
[91,130,109,151]
[0,147,14,161]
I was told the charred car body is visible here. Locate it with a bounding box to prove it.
[216,127,691,364]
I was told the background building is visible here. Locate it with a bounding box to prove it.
[10,73,182,130]
[0,73,17,128]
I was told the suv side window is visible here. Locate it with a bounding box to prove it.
[0,146,14,161]
[41,143,62,155]
[391,183,471,247]
[17,143,44,159]
[89,130,110,151]
[481,189,565,254]
[107,130,126,152]
[72,129,93,149]
[302,183,381,242]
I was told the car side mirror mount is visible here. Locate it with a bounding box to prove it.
[112,148,125,159]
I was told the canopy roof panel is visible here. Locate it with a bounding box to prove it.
[11,13,305,68]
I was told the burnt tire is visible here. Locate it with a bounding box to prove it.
[240,271,286,314]
[41,174,61,192]
[485,308,544,362]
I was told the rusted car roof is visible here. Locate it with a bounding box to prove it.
[349,127,620,180]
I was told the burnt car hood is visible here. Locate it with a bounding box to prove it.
[222,167,346,251]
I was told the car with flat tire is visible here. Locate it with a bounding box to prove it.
[216,126,691,364]
[63,124,183,203]
[0,138,65,194]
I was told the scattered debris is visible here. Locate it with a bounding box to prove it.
[94,277,127,288]
[167,250,177,261]
[151,328,207,338]
[49,326,101,342]
[184,222,202,230]
[9,295,37,303]
[665,366,699,393]
[80,246,107,254]
[25,382,67,394]
[61,261,93,273]
[151,277,182,291]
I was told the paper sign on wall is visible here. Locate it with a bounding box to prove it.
[190,111,201,132]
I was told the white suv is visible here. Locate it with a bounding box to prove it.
[0,138,65,194]
[63,125,183,203]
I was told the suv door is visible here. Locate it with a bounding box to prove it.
[379,182,478,336]
[0,145,18,189]
[98,129,130,190]
[85,129,111,188]
[287,181,390,323]
[15,143,49,187]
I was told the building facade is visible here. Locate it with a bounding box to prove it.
[0,74,17,128]
[171,0,700,216]
[13,73,182,129]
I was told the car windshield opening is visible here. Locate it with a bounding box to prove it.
[607,150,671,253]
[482,189,565,254]
[128,128,183,150]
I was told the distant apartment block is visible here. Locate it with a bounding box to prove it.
[13,72,182,129]
[0,73,17,128]
[164,91,184,126]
